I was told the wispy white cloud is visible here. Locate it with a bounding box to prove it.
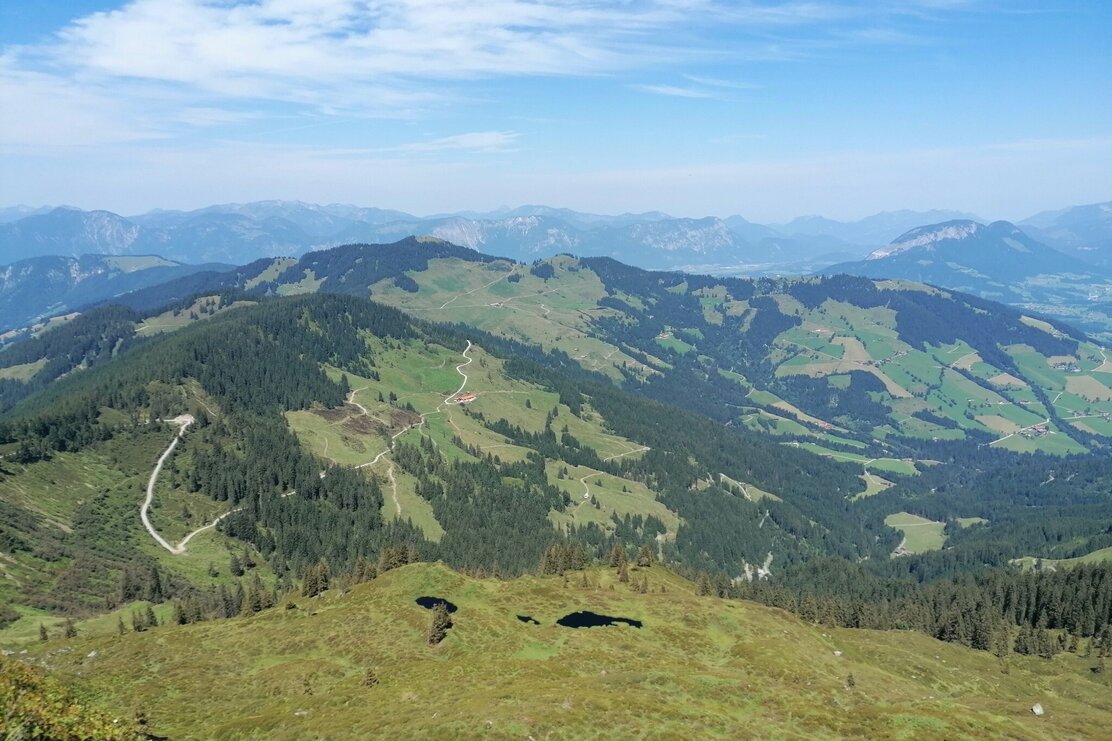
[682,74,761,90]
[632,84,719,99]
[1,0,884,145]
[395,131,519,153]
[320,130,520,156]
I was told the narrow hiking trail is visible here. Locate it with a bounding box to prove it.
[357,341,474,484]
[141,415,239,555]
[347,386,370,415]
[443,340,474,404]
[438,271,516,310]
[578,472,594,501]
[387,464,400,515]
[577,446,651,501]
[603,445,650,462]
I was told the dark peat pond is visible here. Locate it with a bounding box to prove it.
[516,614,540,625]
[556,611,643,629]
[415,596,458,613]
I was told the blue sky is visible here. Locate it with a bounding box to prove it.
[1,1,1109,221]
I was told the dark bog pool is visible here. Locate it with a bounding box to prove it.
[516,614,540,625]
[556,611,642,629]
[415,596,458,612]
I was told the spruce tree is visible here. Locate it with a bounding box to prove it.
[427,604,452,645]
[38,624,48,642]
[63,618,77,639]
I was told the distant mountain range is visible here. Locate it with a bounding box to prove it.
[0,201,1000,270]
[824,219,1112,341]
[1020,202,1112,268]
[0,254,228,332]
[1,199,1109,337]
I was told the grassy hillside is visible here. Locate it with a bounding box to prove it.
[13,562,1111,740]
[14,241,1109,458]
[3,269,1111,721]
[285,336,677,543]
[2,292,867,632]
[364,252,1112,456]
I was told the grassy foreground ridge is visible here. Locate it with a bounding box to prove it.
[10,562,1110,740]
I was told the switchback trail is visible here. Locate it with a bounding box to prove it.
[142,414,239,555]
[443,340,474,404]
[358,341,474,472]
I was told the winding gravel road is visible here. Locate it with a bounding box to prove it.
[141,415,195,554]
[141,414,240,555]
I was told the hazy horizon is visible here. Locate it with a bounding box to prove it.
[4,198,1099,228]
[2,1,1110,222]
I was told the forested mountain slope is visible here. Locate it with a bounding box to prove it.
[1,269,1110,739]
[1,291,891,629]
[55,239,1112,459]
[247,241,1112,459]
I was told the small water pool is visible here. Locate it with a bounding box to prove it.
[415,596,458,613]
[556,611,642,629]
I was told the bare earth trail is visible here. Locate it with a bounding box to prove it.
[438,271,516,310]
[442,340,475,405]
[142,416,309,554]
[346,386,371,416]
[141,415,241,555]
[358,341,474,477]
[578,446,652,500]
[386,464,400,515]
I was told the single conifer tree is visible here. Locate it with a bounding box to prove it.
[427,604,452,645]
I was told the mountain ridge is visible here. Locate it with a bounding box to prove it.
[0,253,230,332]
[825,219,1112,340]
[4,201,1074,270]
